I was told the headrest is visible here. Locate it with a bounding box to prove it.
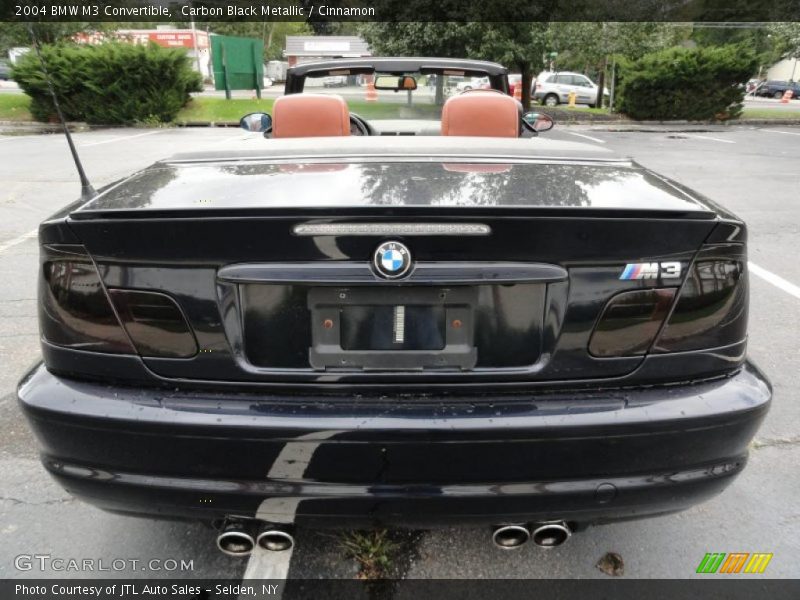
[272,94,350,138]
[441,91,521,138]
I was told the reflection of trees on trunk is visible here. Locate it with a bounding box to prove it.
[219,164,272,177]
[359,163,632,207]
[359,163,464,206]
[93,161,640,210]
[90,166,179,210]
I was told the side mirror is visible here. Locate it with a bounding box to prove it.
[522,112,555,133]
[239,112,272,133]
[374,75,418,91]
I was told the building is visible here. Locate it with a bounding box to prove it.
[283,36,371,67]
[767,57,799,82]
[74,27,213,78]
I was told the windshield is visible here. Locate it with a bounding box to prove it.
[301,71,497,121]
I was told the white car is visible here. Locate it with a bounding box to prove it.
[456,77,490,92]
[323,75,348,88]
[533,71,609,106]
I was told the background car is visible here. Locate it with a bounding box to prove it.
[456,77,491,92]
[753,80,800,99]
[0,60,12,81]
[534,71,609,106]
[322,75,347,88]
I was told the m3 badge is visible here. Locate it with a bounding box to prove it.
[619,261,682,280]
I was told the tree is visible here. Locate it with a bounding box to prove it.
[693,24,783,69]
[360,23,474,58]
[0,23,32,55]
[471,23,549,110]
[0,22,129,56]
[768,23,800,60]
[14,42,202,124]
[617,44,758,121]
[547,23,691,107]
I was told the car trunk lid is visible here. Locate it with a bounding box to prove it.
[61,142,723,387]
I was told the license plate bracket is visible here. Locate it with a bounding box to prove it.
[308,287,477,371]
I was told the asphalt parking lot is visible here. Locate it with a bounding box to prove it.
[1,124,798,583]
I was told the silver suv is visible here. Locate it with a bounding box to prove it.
[534,71,608,106]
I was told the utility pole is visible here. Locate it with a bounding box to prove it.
[609,56,617,112]
[190,8,202,77]
[595,23,607,109]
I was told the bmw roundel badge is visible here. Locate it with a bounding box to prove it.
[373,241,412,279]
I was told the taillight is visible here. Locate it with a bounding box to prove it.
[589,289,676,357]
[40,245,134,354]
[108,289,198,358]
[40,245,197,359]
[654,259,746,353]
[590,240,747,358]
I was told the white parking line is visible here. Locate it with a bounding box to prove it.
[238,430,343,594]
[683,134,735,144]
[566,132,606,144]
[79,129,164,147]
[0,229,37,254]
[761,129,800,137]
[749,262,800,300]
[241,547,293,592]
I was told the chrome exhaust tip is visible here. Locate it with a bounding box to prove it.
[530,522,571,548]
[256,527,294,552]
[492,524,531,549]
[216,521,256,557]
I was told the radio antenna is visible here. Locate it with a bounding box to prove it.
[27,25,96,200]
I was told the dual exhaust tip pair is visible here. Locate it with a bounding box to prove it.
[492,521,572,549]
[218,518,570,556]
[217,519,294,557]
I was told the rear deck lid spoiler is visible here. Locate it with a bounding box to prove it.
[68,141,716,220]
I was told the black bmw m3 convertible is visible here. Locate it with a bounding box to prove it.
[18,58,771,554]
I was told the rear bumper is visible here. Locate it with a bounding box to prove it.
[18,362,770,528]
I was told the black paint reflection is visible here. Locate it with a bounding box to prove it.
[78,162,704,213]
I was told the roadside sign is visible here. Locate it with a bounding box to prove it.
[211,35,264,99]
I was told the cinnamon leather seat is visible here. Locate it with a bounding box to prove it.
[441,91,521,138]
[272,94,350,138]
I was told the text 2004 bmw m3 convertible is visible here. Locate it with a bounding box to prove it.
[18,58,770,554]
